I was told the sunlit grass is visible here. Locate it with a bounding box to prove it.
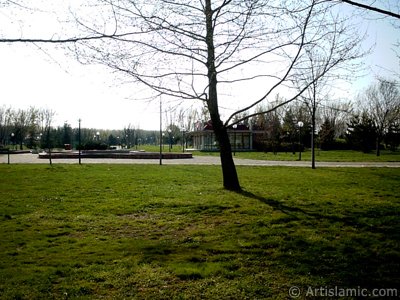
[135,145,400,162]
[196,149,400,162]
[1,165,399,299]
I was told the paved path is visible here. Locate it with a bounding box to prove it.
[1,153,400,168]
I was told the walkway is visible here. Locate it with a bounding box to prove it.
[1,153,400,168]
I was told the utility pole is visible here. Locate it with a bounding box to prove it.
[159,97,162,166]
[78,119,82,165]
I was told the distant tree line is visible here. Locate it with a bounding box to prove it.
[1,79,398,155]
[247,98,351,153]
[172,78,399,156]
[347,79,400,155]
[0,106,158,151]
[0,106,51,150]
[244,78,400,156]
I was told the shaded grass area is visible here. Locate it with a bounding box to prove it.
[0,165,399,299]
[195,149,400,162]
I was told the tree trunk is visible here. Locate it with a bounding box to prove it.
[211,116,241,191]
[311,106,316,169]
[48,147,53,166]
[46,128,53,166]
[205,0,240,191]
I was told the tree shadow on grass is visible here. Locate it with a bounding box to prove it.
[238,190,400,289]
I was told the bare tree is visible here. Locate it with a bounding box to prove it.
[321,101,353,138]
[123,124,135,149]
[295,19,363,168]
[40,108,56,165]
[59,0,365,190]
[0,106,13,147]
[1,0,365,190]
[360,78,400,156]
[12,107,38,150]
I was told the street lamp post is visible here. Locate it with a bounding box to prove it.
[168,129,172,152]
[8,133,15,164]
[232,124,237,156]
[298,121,304,161]
[78,119,82,165]
[133,130,137,150]
[10,132,15,150]
[159,96,163,165]
[39,133,42,151]
[181,127,185,153]
[7,135,11,164]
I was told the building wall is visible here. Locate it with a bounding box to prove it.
[190,130,253,151]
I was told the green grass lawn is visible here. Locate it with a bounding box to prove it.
[137,145,400,162]
[195,149,400,162]
[1,165,399,299]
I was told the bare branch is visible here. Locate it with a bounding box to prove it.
[338,0,400,19]
[224,0,317,127]
[0,31,136,44]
